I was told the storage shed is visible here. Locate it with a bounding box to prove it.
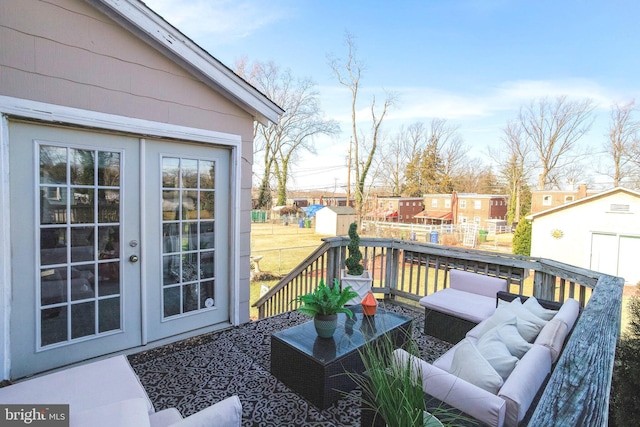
[315,206,357,236]
[527,187,640,286]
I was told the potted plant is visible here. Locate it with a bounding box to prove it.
[352,331,452,427]
[341,222,373,304]
[295,278,358,338]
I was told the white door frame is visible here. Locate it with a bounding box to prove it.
[0,95,243,379]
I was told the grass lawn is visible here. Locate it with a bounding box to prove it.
[249,222,333,319]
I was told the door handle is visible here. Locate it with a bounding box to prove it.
[129,255,139,263]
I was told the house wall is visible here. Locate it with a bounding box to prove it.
[0,0,256,324]
[530,192,640,279]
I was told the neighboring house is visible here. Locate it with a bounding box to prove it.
[365,196,424,223]
[315,206,357,236]
[0,0,282,379]
[421,193,508,227]
[527,187,640,286]
[530,184,592,214]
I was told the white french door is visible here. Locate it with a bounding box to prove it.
[8,122,232,378]
[9,122,142,378]
[144,139,230,341]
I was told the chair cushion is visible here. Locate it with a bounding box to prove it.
[420,288,496,323]
[0,355,153,416]
[449,270,508,298]
[169,396,242,427]
[449,339,503,394]
[72,398,151,427]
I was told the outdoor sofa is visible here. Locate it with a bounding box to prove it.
[419,269,509,343]
[395,292,581,427]
[0,355,242,427]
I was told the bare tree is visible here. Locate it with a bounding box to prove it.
[517,96,595,190]
[328,32,395,217]
[379,123,426,195]
[492,119,536,222]
[237,60,339,207]
[604,100,640,187]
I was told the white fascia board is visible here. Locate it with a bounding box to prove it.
[89,0,283,125]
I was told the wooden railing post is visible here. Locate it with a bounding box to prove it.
[385,246,400,300]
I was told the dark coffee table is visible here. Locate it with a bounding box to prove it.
[270,305,412,409]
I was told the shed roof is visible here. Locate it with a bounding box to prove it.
[526,187,640,220]
[320,206,356,215]
[90,0,283,125]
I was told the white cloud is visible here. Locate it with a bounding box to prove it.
[142,0,292,45]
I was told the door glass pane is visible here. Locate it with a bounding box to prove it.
[70,188,94,223]
[162,157,180,188]
[182,159,198,188]
[38,144,123,348]
[199,161,214,189]
[70,149,95,185]
[161,156,217,318]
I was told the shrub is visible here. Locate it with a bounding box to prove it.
[611,286,640,426]
[345,222,364,276]
[512,219,531,256]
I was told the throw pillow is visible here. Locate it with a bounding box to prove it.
[506,298,548,342]
[477,327,519,381]
[449,338,504,394]
[480,303,544,343]
[523,296,558,321]
[493,322,533,358]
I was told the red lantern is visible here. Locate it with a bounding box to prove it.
[362,291,377,316]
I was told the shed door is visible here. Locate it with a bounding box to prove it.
[9,122,142,378]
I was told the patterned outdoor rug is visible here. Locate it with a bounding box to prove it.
[128,303,452,427]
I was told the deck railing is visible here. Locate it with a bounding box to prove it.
[252,236,624,427]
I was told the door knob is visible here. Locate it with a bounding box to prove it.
[129,255,139,263]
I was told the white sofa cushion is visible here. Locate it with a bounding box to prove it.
[492,320,533,359]
[477,328,519,380]
[522,296,558,321]
[393,349,506,427]
[498,345,551,427]
[169,396,242,427]
[420,288,496,323]
[449,270,508,297]
[0,355,153,416]
[449,339,504,394]
[72,398,151,427]
[150,408,183,427]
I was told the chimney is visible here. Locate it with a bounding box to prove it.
[577,184,587,199]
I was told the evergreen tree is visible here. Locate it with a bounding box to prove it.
[611,289,640,426]
[512,220,531,256]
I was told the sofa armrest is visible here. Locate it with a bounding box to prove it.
[393,349,506,427]
[498,345,551,427]
[169,396,242,427]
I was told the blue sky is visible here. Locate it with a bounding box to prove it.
[143,0,640,192]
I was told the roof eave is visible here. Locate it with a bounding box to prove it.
[90,0,283,125]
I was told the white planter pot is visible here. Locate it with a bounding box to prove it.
[340,269,373,304]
